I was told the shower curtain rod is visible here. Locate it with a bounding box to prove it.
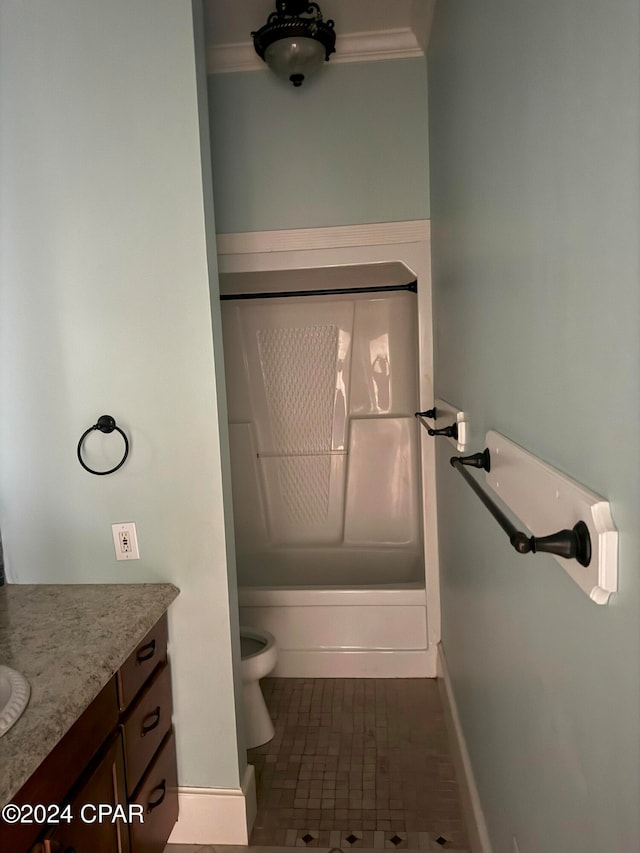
[450,450,592,566]
[220,282,417,301]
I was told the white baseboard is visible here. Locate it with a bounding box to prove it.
[273,648,437,678]
[437,645,493,853]
[167,763,256,845]
[243,761,257,838]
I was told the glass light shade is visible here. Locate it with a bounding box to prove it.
[264,36,326,87]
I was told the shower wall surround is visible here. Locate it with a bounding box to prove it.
[222,289,422,587]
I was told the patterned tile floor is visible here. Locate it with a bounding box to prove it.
[245,678,470,851]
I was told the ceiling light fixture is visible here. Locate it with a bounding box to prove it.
[252,1,336,88]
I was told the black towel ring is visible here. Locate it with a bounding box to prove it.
[77,415,129,475]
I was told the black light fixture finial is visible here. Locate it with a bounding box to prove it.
[252,1,336,87]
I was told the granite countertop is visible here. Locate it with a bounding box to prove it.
[0,583,179,807]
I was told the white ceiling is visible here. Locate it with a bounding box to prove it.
[203,0,435,73]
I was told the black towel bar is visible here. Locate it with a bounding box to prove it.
[450,450,592,566]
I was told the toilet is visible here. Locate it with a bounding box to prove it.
[239,626,277,749]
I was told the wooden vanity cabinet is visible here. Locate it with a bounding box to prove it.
[117,615,178,852]
[3,613,178,853]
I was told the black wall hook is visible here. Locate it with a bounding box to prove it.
[77,414,129,475]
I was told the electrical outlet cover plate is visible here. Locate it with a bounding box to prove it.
[485,431,618,604]
[111,522,140,561]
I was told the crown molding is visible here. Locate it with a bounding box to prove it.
[336,28,424,64]
[207,28,424,75]
[208,41,259,74]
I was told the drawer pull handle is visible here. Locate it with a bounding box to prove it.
[136,639,156,664]
[140,706,161,736]
[146,779,167,813]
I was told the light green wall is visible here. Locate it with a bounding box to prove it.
[0,0,244,790]
[428,2,640,852]
[208,59,430,234]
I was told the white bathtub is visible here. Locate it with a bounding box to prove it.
[238,581,435,678]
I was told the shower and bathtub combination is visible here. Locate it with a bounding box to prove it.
[221,262,431,680]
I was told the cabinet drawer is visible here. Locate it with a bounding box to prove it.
[43,733,130,853]
[122,663,172,796]
[130,730,178,853]
[117,614,168,712]
[7,677,119,853]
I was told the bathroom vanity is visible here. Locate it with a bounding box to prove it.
[0,583,179,853]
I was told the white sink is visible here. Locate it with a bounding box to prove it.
[0,666,31,737]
